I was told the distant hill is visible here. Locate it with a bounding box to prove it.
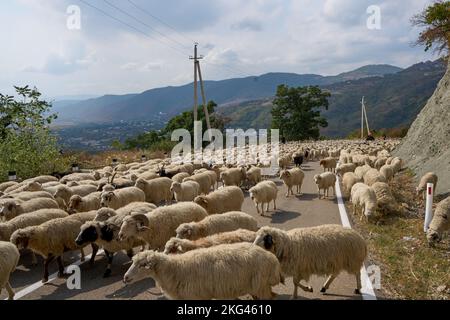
[53,64,402,125]
[218,60,446,137]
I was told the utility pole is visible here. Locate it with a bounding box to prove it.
[190,43,211,132]
[361,97,365,139]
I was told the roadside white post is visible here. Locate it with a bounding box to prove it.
[8,171,17,181]
[424,183,434,233]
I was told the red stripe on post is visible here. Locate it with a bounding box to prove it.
[428,187,432,195]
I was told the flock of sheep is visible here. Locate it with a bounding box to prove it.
[0,139,448,300]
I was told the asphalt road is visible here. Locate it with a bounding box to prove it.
[2,161,364,300]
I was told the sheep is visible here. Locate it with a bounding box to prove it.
[171,172,190,184]
[342,172,363,198]
[0,198,59,221]
[371,182,399,215]
[245,166,262,187]
[363,169,387,186]
[313,172,337,199]
[68,192,102,214]
[0,209,68,242]
[170,181,200,202]
[354,165,372,179]
[335,163,357,177]
[1,191,54,202]
[164,229,256,254]
[100,187,146,210]
[137,171,159,181]
[280,168,305,197]
[249,181,278,216]
[351,183,378,221]
[0,241,20,300]
[391,157,403,173]
[220,167,246,187]
[320,157,337,173]
[76,216,146,278]
[10,211,99,283]
[379,164,394,182]
[277,155,291,170]
[427,196,450,246]
[183,172,212,195]
[60,172,100,184]
[374,158,387,170]
[134,177,172,205]
[253,225,367,298]
[5,181,43,195]
[416,172,438,200]
[123,243,283,300]
[54,184,98,205]
[118,202,208,250]
[193,186,244,215]
[292,153,304,168]
[176,211,258,241]
[23,175,58,185]
[0,181,18,193]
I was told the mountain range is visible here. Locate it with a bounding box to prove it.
[52,60,446,139]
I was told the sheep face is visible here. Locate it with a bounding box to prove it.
[95,208,117,222]
[135,179,146,191]
[193,196,208,210]
[0,201,18,220]
[124,251,158,284]
[68,195,83,214]
[76,223,100,246]
[279,171,291,180]
[170,182,181,194]
[253,229,276,253]
[10,230,30,250]
[163,238,184,255]
[249,189,257,201]
[426,229,441,246]
[313,175,322,184]
[100,192,115,208]
[118,214,148,241]
[176,224,194,239]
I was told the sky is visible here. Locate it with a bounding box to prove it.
[0,0,438,99]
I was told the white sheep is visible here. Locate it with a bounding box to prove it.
[124,243,283,300]
[249,181,278,215]
[253,225,367,298]
[193,186,244,215]
[319,157,337,173]
[0,181,18,193]
[371,182,399,215]
[351,183,378,221]
[363,169,387,186]
[1,191,54,202]
[313,172,337,199]
[23,175,58,185]
[164,229,256,254]
[183,172,212,195]
[354,165,372,179]
[95,202,157,221]
[170,181,200,202]
[280,168,305,197]
[118,202,208,250]
[427,196,450,246]
[220,167,246,187]
[0,198,59,221]
[416,172,438,200]
[54,184,98,205]
[0,241,20,300]
[379,165,394,182]
[5,181,43,195]
[100,187,146,210]
[60,172,100,184]
[336,163,356,177]
[135,177,173,205]
[10,211,99,283]
[246,166,262,187]
[68,192,102,214]
[176,211,258,241]
[171,172,190,184]
[341,172,363,198]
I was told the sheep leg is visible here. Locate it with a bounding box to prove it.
[103,250,114,278]
[80,248,85,262]
[255,202,260,214]
[56,256,67,278]
[273,199,277,211]
[298,282,313,293]
[31,251,38,266]
[126,249,134,259]
[6,282,15,300]
[355,270,362,294]
[320,274,338,293]
[90,243,99,266]
[43,255,55,283]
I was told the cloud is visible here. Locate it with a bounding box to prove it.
[23,50,96,75]
[231,19,263,32]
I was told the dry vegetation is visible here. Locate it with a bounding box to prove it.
[346,170,450,300]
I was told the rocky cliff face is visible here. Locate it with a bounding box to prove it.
[394,60,450,195]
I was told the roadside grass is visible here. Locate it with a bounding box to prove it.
[346,170,450,300]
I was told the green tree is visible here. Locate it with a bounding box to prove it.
[411,0,450,57]
[271,85,330,141]
[0,86,66,180]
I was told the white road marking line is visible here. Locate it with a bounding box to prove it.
[335,176,377,301]
[7,250,104,301]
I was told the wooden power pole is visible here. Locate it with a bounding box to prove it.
[190,43,211,132]
[361,97,371,139]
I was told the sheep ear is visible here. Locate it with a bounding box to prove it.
[177,245,184,253]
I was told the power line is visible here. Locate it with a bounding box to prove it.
[126,0,196,46]
[102,0,191,53]
[78,0,189,58]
